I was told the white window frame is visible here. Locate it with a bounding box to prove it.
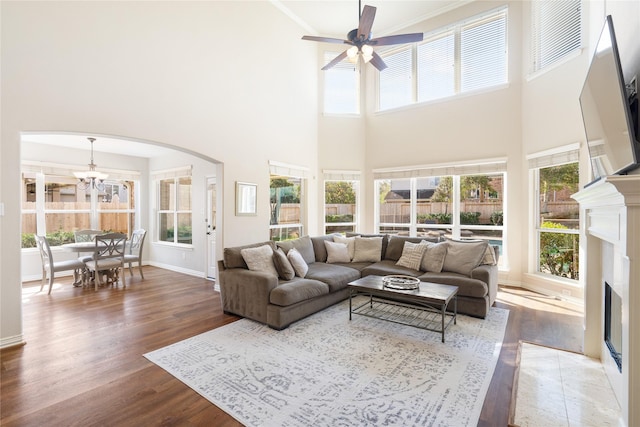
[527,144,580,281]
[323,170,360,235]
[323,52,360,115]
[530,0,582,76]
[378,6,508,111]
[154,166,193,247]
[269,161,308,241]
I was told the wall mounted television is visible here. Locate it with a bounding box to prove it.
[579,15,640,186]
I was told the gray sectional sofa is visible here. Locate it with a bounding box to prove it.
[218,234,499,330]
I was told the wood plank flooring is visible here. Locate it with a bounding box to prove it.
[1,268,583,426]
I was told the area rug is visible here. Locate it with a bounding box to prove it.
[145,299,509,427]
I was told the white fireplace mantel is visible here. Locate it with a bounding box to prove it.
[573,174,640,427]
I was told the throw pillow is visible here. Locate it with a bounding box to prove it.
[396,241,429,270]
[420,241,448,272]
[333,235,355,260]
[324,241,351,264]
[273,247,295,280]
[482,245,497,265]
[442,240,488,276]
[287,248,309,278]
[240,245,278,277]
[352,236,383,263]
[276,235,315,264]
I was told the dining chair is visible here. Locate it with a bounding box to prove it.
[124,229,146,279]
[84,232,127,290]
[35,235,86,295]
[74,229,103,262]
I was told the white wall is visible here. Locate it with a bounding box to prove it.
[1,1,319,347]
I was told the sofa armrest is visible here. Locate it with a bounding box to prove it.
[218,268,279,324]
[471,264,498,306]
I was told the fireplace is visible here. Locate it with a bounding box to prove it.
[573,174,640,427]
[605,282,622,372]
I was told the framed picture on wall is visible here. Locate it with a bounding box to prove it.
[236,182,257,216]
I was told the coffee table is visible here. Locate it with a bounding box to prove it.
[347,275,458,342]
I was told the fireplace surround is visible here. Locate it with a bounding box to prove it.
[573,174,640,427]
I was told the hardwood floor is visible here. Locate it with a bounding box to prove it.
[1,268,583,426]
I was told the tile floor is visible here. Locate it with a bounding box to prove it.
[513,342,622,427]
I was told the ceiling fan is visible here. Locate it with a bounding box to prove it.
[301,1,424,71]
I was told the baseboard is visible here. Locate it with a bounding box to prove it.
[146,261,204,278]
[0,334,26,350]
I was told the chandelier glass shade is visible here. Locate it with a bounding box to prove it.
[74,137,108,191]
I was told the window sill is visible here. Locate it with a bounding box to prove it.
[525,48,584,82]
[153,241,194,250]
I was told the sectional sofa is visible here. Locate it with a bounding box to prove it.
[218,234,499,330]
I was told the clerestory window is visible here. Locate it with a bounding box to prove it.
[378,6,507,111]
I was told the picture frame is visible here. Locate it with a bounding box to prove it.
[236,181,257,216]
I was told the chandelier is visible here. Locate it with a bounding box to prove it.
[74,137,108,191]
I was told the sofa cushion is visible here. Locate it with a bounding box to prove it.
[325,241,351,263]
[396,241,429,270]
[418,271,488,298]
[352,236,383,262]
[442,240,488,276]
[223,240,277,269]
[361,260,423,278]
[287,248,309,278]
[273,248,295,280]
[240,245,279,277]
[333,235,356,260]
[346,233,389,260]
[385,236,427,261]
[305,262,361,292]
[277,236,315,264]
[310,235,336,262]
[420,241,448,273]
[269,279,329,306]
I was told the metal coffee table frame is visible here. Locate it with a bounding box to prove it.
[348,276,458,343]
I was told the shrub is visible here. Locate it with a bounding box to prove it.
[325,214,354,223]
[490,211,504,226]
[422,213,452,224]
[539,221,579,280]
[460,212,480,225]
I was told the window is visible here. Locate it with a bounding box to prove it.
[156,170,192,246]
[374,162,506,266]
[528,146,580,280]
[324,173,359,234]
[21,169,136,248]
[269,162,308,242]
[531,0,582,74]
[379,6,507,110]
[323,52,359,114]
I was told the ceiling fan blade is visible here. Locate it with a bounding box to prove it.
[358,5,376,39]
[321,50,349,71]
[369,51,387,71]
[302,35,348,44]
[370,33,424,46]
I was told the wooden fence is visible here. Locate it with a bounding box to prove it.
[21,201,131,234]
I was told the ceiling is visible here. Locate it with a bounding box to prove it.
[278,0,472,38]
[22,1,469,159]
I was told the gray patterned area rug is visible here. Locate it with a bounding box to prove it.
[144,299,509,427]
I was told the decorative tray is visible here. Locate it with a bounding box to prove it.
[382,275,420,290]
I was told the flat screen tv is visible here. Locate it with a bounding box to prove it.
[580,15,640,185]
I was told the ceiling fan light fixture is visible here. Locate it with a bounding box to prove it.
[347,45,359,63]
[361,45,374,62]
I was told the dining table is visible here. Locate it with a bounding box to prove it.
[61,241,126,286]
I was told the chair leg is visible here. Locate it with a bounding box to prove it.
[48,272,55,295]
[40,267,47,292]
[128,262,134,277]
[138,263,144,280]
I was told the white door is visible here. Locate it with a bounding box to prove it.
[206,177,217,280]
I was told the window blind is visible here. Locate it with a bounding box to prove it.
[527,143,580,169]
[22,161,141,181]
[323,169,361,181]
[417,32,455,102]
[531,0,582,73]
[379,47,413,110]
[151,166,192,180]
[269,160,309,178]
[373,158,507,179]
[460,12,507,92]
[324,52,359,114]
